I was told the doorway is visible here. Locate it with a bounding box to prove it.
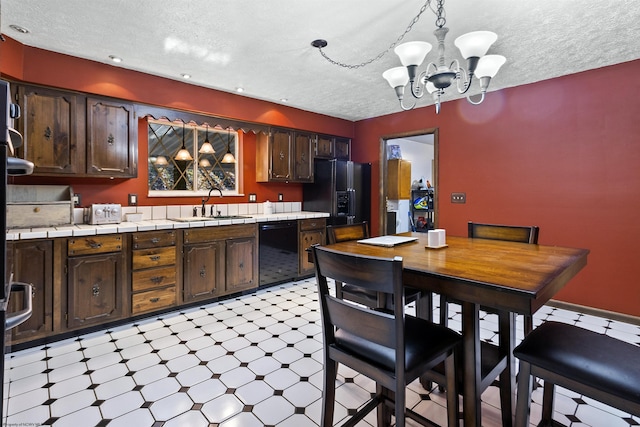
[379,128,438,235]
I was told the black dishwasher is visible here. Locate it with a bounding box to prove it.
[259,221,298,286]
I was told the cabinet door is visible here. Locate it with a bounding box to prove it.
[269,129,292,181]
[8,240,54,343]
[226,237,257,293]
[293,132,315,182]
[334,137,350,160]
[17,85,85,174]
[86,97,137,177]
[316,135,334,159]
[67,253,125,329]
[298,229,324,276]
[183,242,224,302]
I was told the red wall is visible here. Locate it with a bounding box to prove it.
[1,38,354,206]
[353,59,640,318]
[3,37,640,317]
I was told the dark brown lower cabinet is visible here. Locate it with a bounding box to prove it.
[7,240,54,344]
[298,219,326,276]
[182,225,258,303]
[226,237,257,293]
[183,241,225,302]
[66,235,127,329]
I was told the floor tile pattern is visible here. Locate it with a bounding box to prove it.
[3,278,640,426]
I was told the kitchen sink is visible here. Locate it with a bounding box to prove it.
[170,215,251,222]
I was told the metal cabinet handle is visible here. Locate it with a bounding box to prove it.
[150,276,164,283]
[199,267,206,278]
[149,297,160,303]
[107,133,115,145]
[44,126,52,140]
[88,241,102,249]
[150,238,161,244]
[92,284,100,297]
[149,255,160,261]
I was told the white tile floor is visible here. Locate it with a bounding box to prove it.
[3,278,640,426]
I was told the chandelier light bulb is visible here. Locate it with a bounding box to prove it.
[474,55,506,78]
[454,31,498,59]
[394,41,432,67]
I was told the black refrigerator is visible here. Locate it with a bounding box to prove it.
[303,159,371,226]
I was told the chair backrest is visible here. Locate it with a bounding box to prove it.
[468,221,539,244]
[312,245,406,365]
[326,221,369,244]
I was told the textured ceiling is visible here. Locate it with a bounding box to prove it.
[2,0,640,121]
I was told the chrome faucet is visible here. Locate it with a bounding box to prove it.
[201,187,223,217]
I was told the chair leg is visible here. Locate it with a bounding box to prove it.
[335,281,344,299]
[439,295,449,327]
[514,360,533,427]
[415,291,433,322]
[321,359,337,427]
[541,381,555,426]
[395,382,406,427]
[376,384,392,427]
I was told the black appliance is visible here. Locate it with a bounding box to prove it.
[303,159,371,226]
[259,221,298,287]
[1,80,35,423]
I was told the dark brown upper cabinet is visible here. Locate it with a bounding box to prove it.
[86,97,137,178]
[16,85,86,175]
[14,83,137,178]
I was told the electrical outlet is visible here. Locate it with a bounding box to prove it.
[128,193,138,206]
[451,192,466,204]
[248,193,257,202]
[73,193,81,207]
[278,193,284,201]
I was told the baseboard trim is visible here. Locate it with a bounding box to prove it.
[548,299,640,326]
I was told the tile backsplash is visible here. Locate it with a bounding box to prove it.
[74,202,303,223]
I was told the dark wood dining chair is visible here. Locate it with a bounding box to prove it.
[312,245,461,427]
[326,222,427,316]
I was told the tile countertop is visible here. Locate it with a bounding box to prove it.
[6,212,329,241]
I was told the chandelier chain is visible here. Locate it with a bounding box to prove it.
[435,0,446,28]
[316,0,435,69]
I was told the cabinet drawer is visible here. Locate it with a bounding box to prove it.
[132,286,176,314]
[132,246,176,270]
[299,218,326,231]
[132,266,176,292]
[184,224,257,244]
[132,230,176,250]
[68,235,122,256]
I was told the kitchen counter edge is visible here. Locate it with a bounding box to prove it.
[6,212,330,241]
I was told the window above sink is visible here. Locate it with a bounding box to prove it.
[147,118,240,197]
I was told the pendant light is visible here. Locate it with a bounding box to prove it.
[154,155,168,167]
[175,123,193,161]
[199,124,215,154]
[198,158,212,168]
[221,129,236,164]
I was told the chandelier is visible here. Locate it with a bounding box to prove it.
[312,0,506,114]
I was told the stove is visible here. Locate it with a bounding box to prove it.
[88,203,122,225]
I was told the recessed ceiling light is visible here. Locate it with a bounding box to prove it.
[280,98,288,103]
[181,73,191,79]
[235,87,244,93]
[108,55,123,63]
[9,24,29,34]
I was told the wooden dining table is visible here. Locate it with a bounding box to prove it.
[324,232,589,427]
